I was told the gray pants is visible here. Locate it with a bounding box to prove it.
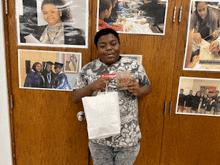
[89,140,140,165]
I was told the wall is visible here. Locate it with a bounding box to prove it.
[0,2,13,165]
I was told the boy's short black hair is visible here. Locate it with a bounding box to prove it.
[94,28,120,47]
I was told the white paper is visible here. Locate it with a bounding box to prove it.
[24,34,41,43]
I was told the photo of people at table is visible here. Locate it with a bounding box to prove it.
[19,49,81,91]
[16,0,88,48]
[176,77,220,116]
[184,1,220,71]
[97,0,168,34]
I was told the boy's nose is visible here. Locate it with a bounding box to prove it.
[105,44,112,50]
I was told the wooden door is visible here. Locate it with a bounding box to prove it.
[88,0,179,164]
[160,0,191,164]
[162,0,220,164]
[4,0,94,164]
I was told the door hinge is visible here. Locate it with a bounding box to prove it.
[5,0,8,15]
[10,94,14,110]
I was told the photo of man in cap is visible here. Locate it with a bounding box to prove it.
[54,62,71,90]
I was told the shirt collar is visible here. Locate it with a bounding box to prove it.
[98,55,121,67]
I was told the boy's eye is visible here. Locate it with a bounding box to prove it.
[99,45,106,48]
[111,43,117,46]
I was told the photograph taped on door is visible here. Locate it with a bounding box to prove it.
[176,76,220,117]
[96,0,168,35]
[16,0,89,48]
[183,0,220,71]
[18,49,82,91]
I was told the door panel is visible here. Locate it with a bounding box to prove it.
[5,0,93,164]
[163,0,220,164]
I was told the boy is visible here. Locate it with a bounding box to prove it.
[72,28,151,165]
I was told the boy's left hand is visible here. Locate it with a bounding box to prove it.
[127,78,140,96]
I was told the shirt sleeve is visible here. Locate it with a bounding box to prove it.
[138,63,151,87]
[108,22,114,26]
[190,12,197,30]
[210,9,218,31]
[73,68,88,90]
[118,3,126,15]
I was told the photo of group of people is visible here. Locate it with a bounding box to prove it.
[176,77,220,116]
[19,49,81,91]
[97,0,168,35]
[16,0,88,48]
[184,0,220,71]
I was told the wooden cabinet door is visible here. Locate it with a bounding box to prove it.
[4,0,94,164]
[161,0,220,164]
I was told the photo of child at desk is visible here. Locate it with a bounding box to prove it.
[97,0,167,34]
[184,1,220,71]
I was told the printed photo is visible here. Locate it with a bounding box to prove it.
[121,54,142,64]
[64,53,80,73]
[183,0,220,71]
[97,0,168,35]
[176,77,220,117]
[16,0,88,48]
[19,49,82,91]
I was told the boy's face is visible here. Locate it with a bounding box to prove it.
[97,33,120,65]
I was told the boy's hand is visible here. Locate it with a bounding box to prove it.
[127,78,140,96]
[90,77,111,91]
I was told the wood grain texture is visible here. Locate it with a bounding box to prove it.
[161,0,220,165]
[5,0,93,164]
[5,0,220,164]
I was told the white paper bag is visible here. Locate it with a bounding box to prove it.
[82,91,121,139]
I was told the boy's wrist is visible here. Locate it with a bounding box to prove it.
[86,83,95,93]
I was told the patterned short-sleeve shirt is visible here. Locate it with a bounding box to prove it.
[73,56,150,147]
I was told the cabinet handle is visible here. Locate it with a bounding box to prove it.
[179,6,183,23]
[164,101,167,115]
[5,0,8,15]
[173,6,177,23]
[169,101,172,115]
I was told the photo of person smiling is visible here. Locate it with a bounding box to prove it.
[18,0,88,47]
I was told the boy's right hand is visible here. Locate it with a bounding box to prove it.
[89,77,111,91]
